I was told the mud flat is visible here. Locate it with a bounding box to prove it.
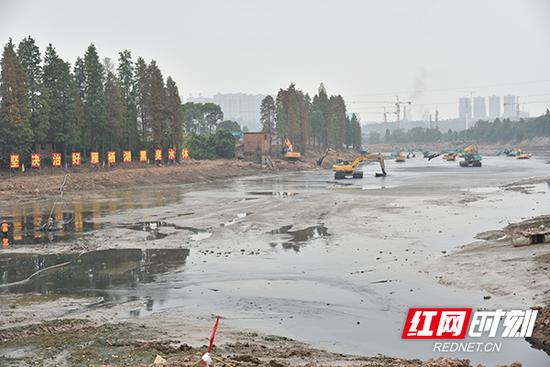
[430,214,550,306]
[0,155,549,366]
[0,159,311,202]
[0,314,507,367]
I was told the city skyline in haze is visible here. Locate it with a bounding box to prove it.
[1,0,550,124]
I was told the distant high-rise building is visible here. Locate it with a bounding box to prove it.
[488,95,501,119]
[187,93,267,130]
[458,96,472,122]
[473,96,487,120]
[503,94,516,118]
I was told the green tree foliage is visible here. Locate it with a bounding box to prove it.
[117,50,138,149]
[43,44,79,154]
[83,44,106,152]
[218,120,241,133]
[0,37,193,163]
[134,57,150,146]
[349,113,361,149]
[147,60,166,148]
[275,84,306,151]
[275,83,361,152]
[17,36,49,144]
[183,130,235,160]
[0,39,33,160]
[104,71,126,149]
[165,76,184,149]
[260,95,276,134]
[182,102,223,134]
[377,114,550,145]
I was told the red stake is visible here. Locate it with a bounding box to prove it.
[207,315,220,353]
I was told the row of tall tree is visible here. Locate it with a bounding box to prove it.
[260,83,361,152]
[369,112,550,145]
[0,36,184,162]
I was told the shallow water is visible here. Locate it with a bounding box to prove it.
[1,155,549,365]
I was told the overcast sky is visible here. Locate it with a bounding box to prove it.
[1,0,549,122]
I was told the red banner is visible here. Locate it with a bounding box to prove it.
[52,152,62,167]
[123,150,132,163]
[31,153,41,168]
[90,151,100,165]
[72,152,81,166]
[9,154,20,169]
[154,148,162,161]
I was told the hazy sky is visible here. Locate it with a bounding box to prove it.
[1,0,550,122]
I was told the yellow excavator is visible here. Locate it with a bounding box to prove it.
[332,153,387,179]
[282,138,302,161]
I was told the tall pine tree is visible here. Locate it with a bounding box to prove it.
[17,36,49,146]
[104,71,126,149]
[43,44,77,155]
[165,76,183,150]
[260,95,276,135]
[83,44,106,153]
[117,50,138,149]
[147,60,166,148]
[134,57,150,146]
[0,39,33,161]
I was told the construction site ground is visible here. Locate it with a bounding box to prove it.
[0,149,549,366]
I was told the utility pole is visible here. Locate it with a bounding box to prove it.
[435,106,439,127]
[383,107,388,126]
[516,97,520,118]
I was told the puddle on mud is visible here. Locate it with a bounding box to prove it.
[247,191,297,197]
[0,248,189,295]
[0,189,181,246]
[269,224,330,251]
[119,221,211,241]
[221,212,253,227]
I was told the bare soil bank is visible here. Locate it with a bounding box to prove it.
[0,316,519,367]
[0,159,310,201]
[431,212,550,357]
[0,146,361,202]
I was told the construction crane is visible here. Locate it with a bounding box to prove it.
[394,96,412,129]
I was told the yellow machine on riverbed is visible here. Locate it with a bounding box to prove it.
[333,153,387,179]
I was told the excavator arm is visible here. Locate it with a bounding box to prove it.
[352,153,386,176]
[316,148,337,166]
[333,153,386,178]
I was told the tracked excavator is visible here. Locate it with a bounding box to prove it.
[332,153,387,179]
[428,144,482,167]
[316,149,387,179]
[282,138,302,161]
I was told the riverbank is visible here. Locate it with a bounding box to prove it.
[0,156,548,366]
[0,159,311,202]
[0,310,504,367]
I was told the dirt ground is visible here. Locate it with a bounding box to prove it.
[0,160,303,201]
[0,154,548,366]
[0,147,360,202]
[430,213,550,305]
[0,314,516,367]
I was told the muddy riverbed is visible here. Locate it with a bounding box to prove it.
[0,155,549,366]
